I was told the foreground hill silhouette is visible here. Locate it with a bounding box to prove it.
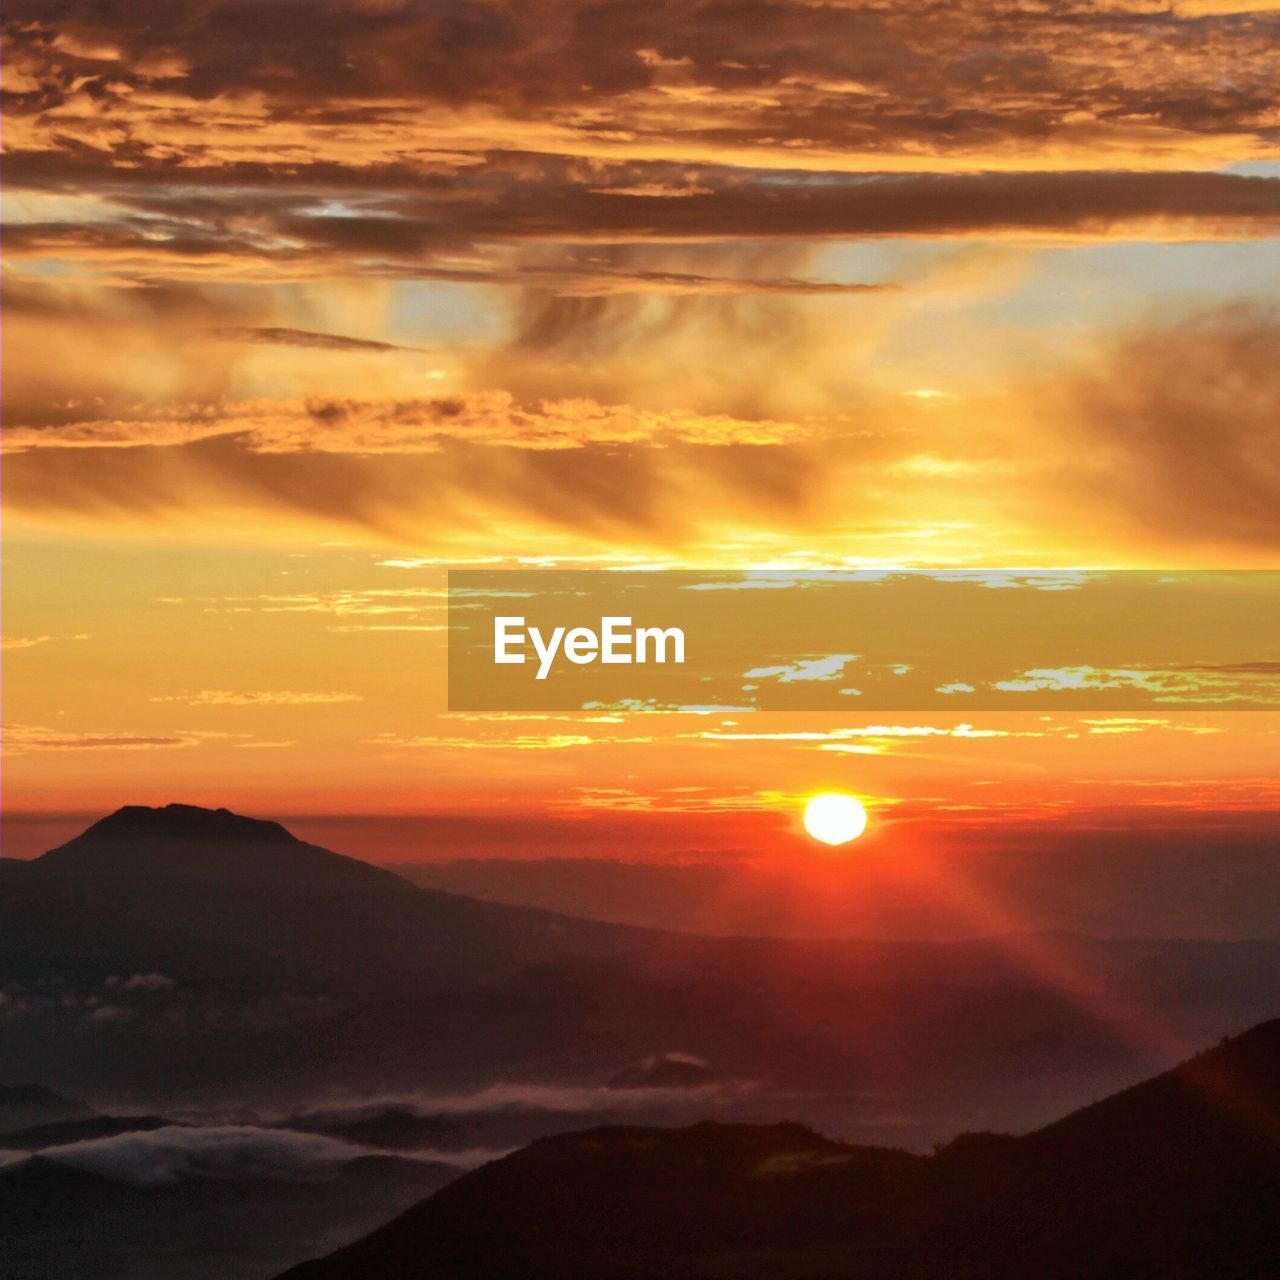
[280,1020,1280,1280]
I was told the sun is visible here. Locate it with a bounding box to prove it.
[803,793,868,846]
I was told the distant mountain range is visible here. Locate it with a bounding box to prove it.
[5,806,1280,1279]
[0,1083,96,1132]
[0,1082,472,1280]
[396,831,1280,941]
[279,1018,1280,1279]
[1,1138,457,1280]
[4,805,1280,1143]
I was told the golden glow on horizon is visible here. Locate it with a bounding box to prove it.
[2,0,1278,842]
[803,793,869,846]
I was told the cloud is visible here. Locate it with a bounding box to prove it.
[989,663,1280,704]
[0,636,51,649]
[2,5,1277,564]
[367,732,649,751]
[1,392,815,453]
[287,1079,738,1126]
[3,1,1279,301]
[4,300,1277,557]
[691,724,1016,744]
[5,173,1279,298]
[107,972,177,992]
[23,1125,383,1187]
[1,723,201,753]
[89,1005,137,1025]
[4,0,1278,184]
[210,326,432,353]
[2,424,840,545]
[150,690,364,706]
[1185,661,1280,674]
[744,655,859,683]
[1175,0,1280,13]
[1054,305,1280,549]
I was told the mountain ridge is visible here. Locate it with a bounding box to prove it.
[277,1019,1280,1280]
[6,804,1280,1142]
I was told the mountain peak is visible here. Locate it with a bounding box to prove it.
[35,804,410,895]
[83,804,298,845]
[0,1085,95,1134]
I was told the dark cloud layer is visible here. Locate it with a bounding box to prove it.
[210,327,431,354]
[3,2,1278,556]
[1060,305,1280,549]
[7,305,1277,554]
[6,0,1278,157]
[3,0,1279,268]
[7,167,1280,280]
[1,433,834,543]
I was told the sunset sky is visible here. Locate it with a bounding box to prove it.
[3,0,1279,863]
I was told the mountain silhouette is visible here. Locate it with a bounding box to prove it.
[1,804,648,986]
[5,804,1280,1135]
[607,1051,722,1090]
[0,1113,179,1150]
[0,804,657,1098]
[0,1144,458,1280]
[0,1084,95,1134]
[36,804,411,894]
[278,1019,1280,1280]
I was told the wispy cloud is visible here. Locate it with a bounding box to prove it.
[2,723,201,752]
[15,1126,401,1187]
[150,690,364,706]
[210,326,433,354]
[743,654,859,683]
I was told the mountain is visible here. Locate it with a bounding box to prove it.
[278,1020,1280,1280]
[280,1107,464,1152]
[1,804,652,986]
[37,804,411,895]
[396,831,1280,942]
[0,1143,459,1280]
[0,804,656,1100]
[5,804,1280,1139]
[607,1051,722,1090]
[0,1084,95,1134]
[0,1114,178,1150]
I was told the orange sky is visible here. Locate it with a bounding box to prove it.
[3,0,1279,862]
